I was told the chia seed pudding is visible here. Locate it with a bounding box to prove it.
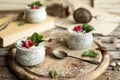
[67,24,94,50]
[15,33,45,66]
[25,1,46,23]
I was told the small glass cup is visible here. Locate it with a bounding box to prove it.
[15,37,45,66]
[25,6,46,23]
[66,24,93,50]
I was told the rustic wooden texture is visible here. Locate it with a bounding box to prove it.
[94,0,120,15]
[2,6,119,47]
[0,0,45,11]
[0,0,120,16]
[0,0,92,11]
[0,12,120,80]
[55,14,119,35]
[0,14,54,47]
[92,0,99,8]
[7,35,110,80]
[54,0,120,35]
[0,27,120,80]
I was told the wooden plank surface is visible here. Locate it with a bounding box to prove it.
[53,1,120,35]
[0,11,120,80]
[93,0,120,15]
[7,38,110,80]
[0,0,119,16]
[55,14,119,35]
[0,0,45,10]
[0,27,120,80]
[0,0,91,10]
[0,14,55,47]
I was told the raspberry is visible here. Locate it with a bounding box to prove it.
[73,25,83,32]
[22,40,33,48]
[28,40,33,46]
[23,41,30,48]
[32,5,39,9]
[73,26,77,31]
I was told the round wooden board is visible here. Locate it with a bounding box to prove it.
[8,39,110,80]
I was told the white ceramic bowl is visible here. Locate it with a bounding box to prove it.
[15,38,45,66]
[25,6,46,23]
[67,24,93,50]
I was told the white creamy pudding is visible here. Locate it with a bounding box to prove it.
[67,24,94,50]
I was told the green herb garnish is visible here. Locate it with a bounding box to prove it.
[28,1,43,7]
[82,24,95,33]
[82,50,98,57]
[28,32,43,45]
[50,69,57,78]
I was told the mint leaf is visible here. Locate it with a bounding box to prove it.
[28,32,43,44]
[82,24,95,33]
[82,50,98,57]
[38,35,43,42]
[34,1,43,6]
[50,69,57,78]
[28,32,37,43]
[28,1,43,7]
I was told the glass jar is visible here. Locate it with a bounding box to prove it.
[15,38,45,66]
[67,25,93,50]
[25,6,46,23]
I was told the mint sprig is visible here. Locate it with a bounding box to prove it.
[50,69,57,78]
[28,32,43,45]
[28,1,43,7]
[82,50,98,58]
[82,24,95,33]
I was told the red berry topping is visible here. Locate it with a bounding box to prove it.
[28,40,33,46]
[22,40,33,48]
[32,5,39,9]
[73,25,83,32]
[23,41,30,48]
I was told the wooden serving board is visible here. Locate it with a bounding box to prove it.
[8,32,110,80]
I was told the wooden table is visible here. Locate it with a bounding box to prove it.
[0,11,120,80]
[94,26,120,80]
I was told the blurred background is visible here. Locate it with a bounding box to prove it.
[0,0,119,16]
[0,0,120,80]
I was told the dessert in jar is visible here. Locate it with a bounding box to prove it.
[67,24,94,50]
[15,32,45,66]
[25,1,46,23]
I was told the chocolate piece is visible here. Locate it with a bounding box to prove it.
[73,8,92,23]
[46,4,69,17]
